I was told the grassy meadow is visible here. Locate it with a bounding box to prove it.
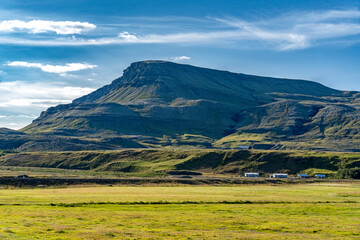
[0,183,359,239]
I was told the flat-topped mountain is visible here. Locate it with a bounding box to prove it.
[5,61,360,151]
[73,60,338,105]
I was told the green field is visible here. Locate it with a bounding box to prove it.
[0,183,359,239]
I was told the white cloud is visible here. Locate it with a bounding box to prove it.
[118,31,138,41]
[212,18,308,50]
[0,31,242,46]
[0,70,5,75]
[0,114,37,119]
[298,9,360,22]
[6,61,97,76]
[0,121,30,130]
[0,20,96,34]
[172,56,191,62]
[0,98,70,108]
[294,23,360,40]
[4,114,38,119]
[0,81,95,108]
[0,9,359,50]
[0,81,95,129]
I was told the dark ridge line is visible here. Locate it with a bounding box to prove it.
[0,176,335,186]
[1,200,358,207]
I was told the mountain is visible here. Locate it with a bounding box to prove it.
[5,60,360,151]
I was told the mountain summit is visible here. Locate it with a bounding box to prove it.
[16,61,360,151]
[73,60,338,106]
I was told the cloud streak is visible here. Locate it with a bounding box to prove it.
[0,20,96,34]
[295,9,360,22]
[0,9,360,50]
[6,61,97,76]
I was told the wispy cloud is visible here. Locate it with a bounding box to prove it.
[0,114,37,119]
[295,9,360,22]
[0,98,70,108]
[294,23,360,40]
[211,9,360,50]
[212,18,308,50]
[6,61,97,76]
[0,81,95,129]
[0,114,46,130]
[0,20,96,34]
[0,9,360,50]
[0,81,94,108]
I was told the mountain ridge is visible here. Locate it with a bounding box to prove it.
[73,60,341,106]
[6,60,359,152]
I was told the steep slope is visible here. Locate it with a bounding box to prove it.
[17,61,359,151]
[73,61,339,105]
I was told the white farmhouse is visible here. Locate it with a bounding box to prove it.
[270,173,288,178]
[244,172,260,177]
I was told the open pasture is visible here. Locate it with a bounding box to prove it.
[0,183,359,239]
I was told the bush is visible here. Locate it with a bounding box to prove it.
[336,167,360,179]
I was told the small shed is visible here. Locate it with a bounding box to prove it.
[298,174,309,179]
[270,173,288,178]
[244,172,260,177]
[315,174,326,179]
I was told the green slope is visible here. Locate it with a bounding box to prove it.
[0,149,359,177]
[13,61,360,151]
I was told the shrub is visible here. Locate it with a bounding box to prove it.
[336,167,360,179]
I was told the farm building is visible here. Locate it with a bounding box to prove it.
[244,172,260,177]
[270,173,288,178]
[315,174,326,179]
[298,174,309,178]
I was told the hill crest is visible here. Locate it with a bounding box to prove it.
[15,60,360,152]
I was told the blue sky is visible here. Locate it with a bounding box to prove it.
[0,0,359,129]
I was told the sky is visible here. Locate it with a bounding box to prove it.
[0,0,359,129]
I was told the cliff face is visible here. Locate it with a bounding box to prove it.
[15,61,360,151]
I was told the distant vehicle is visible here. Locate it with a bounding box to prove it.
[298,174,309,179]
[270,173,288,178]
[315,174,326,179]
[244,172,260,177]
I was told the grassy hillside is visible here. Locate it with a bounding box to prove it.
[1,149,359,178]
[16,61,360,152]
